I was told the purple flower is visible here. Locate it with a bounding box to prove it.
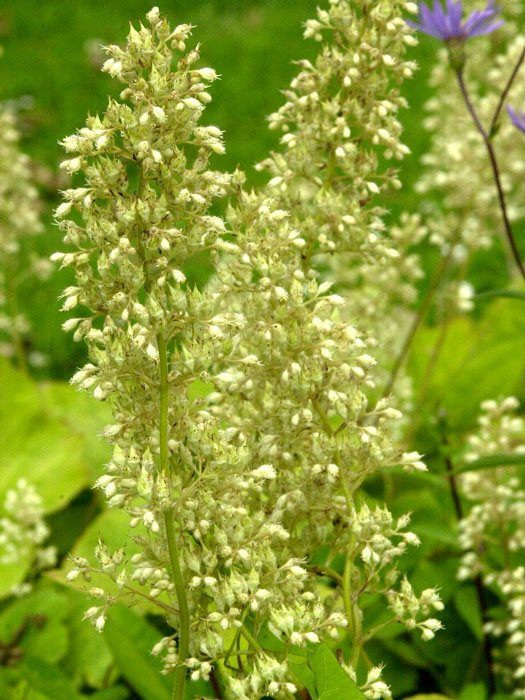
[507,105,525,133]
[407,1,503,42]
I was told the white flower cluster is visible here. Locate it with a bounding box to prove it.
[55,10,343,699]
[0,479,57,595]
[386,577,443,640]
[255,0,427,415]
[458,398,525,693]
[259,0,423,327]
[0,106,48,366]
[56,3,441,698]
[208,0,440,692]
[357,665,392,700]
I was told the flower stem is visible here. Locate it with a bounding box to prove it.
[455,68,525,280]
[312,398,362,662]
[240,625,263,653]
[157,332,190,700]
[489,46,525,137]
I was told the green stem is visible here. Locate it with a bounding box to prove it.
[342,542,362,668]
[240,625,263,653]
[309,564,343,585]
[157,332,190,700]
[224,608,249,668]
[312,392,363,664]
[342,556,353,628]
[312,397,334,435]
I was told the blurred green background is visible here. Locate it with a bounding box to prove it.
[0,0,434,382]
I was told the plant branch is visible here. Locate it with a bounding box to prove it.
[456,68,525,280]
[240,625,263,653]
[490,46,525,137]
[308,564,343,586]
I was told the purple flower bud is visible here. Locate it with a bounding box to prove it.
[407,1,503,42]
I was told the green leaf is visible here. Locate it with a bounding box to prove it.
[90,688,132,700]
[411,520,458,547]
[410,559,460,604]
[0,360,106,514]
[458,683,487,700]
[378,637,430,669]
[290,661,318,699]
[454,453,525,474]
[0,587,70,665]
[319,692,356,700]
[39,382,111,481]
[103,605,171,700]
[409,300,525,430]
[454,586,483,641]
[18,656,83,700]
[183,678,215,699]
[23,619,69,665]
[0,361,110,598]
[389,468,447,491]
[308,644,365,699]
[258,624,306,658]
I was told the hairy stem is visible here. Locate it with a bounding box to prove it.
[157,333,190,700]
[456,68,525,280]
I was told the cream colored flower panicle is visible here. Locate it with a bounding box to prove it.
[54,4,442,696]
[207,2,441,694]
[0,479,57,596]
[458,398,525,693]
[0,106,47,366]
[56,0,230,673]
[259,0,417,258]
[257,0,425,407]
[54,9,339,699]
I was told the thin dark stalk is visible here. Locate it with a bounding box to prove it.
[209,668,224,700]
[490,46,525,136]
[456,68,525,280]
[441,430,496,695]
[444,452,463,521]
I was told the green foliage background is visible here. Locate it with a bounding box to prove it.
[0,1,523,699]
